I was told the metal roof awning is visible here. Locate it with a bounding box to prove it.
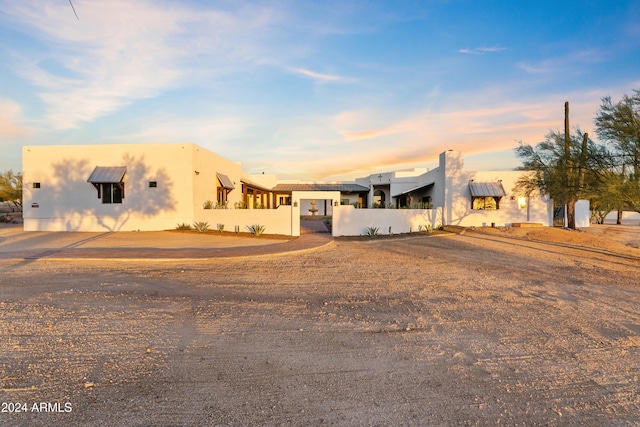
[87,166,127,183]
[272,183,369,193]
[469,181,506,197]
[217,172,235,190]
[240,178,272,193]
[393,182,434,198]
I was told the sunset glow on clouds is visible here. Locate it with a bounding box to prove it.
[1,0,639,179]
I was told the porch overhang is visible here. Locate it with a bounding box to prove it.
[241,178,272,193]
[272,183,369,194]
[393,182,434,198]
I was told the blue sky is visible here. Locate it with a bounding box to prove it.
[1,0,639,180]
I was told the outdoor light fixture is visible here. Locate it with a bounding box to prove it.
[518,197,527,209]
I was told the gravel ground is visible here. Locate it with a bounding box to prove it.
[0,225,638,426]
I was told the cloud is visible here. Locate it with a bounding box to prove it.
[314,89,604,179]
[3,0,282,129]
[518,48,607,75]
[0,99,29,138]
[458,46,506,55]
[289,67,352,83]
[110,114,253,146]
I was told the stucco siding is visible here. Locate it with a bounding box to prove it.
[195,205,294,236]
[333,206,443,236]
[23,143,196,231]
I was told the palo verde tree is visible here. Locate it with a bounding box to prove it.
[0,170,23,211]
[594,89,640,214]
[515,102,604,229]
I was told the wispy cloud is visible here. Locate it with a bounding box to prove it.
[458,46,507,55]
[0,99,29,138]
[110,115,253,146]
[518,48,607,75]
[289,67,352,83]
[314,89,603,179]
[3,0,282,130]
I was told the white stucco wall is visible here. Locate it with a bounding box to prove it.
[354,150,551,228]
[23,143,255,232]
[448,170,551,227]
[332,206,443,236]
[291,191,340,236]
[196,205,294,236]
[191,145,245,210]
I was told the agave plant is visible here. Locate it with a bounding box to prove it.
[364,226,380,236]
[247,224,266,236]
[419,223,433,233]
[193,221,210,233]
[176,222,192,230]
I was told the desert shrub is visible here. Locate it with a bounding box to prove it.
[247,224,266,236]
[203,200,214,209]
[365,226,380,236]
[217,223,225,233]
[176,222,192,230]
[193,221,210,233]
[418,224,433,233]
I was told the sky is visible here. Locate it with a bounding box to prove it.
[1,0,639,180]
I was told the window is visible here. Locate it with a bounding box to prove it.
[100,183,123,204]
[149,181,157,188]
[217,186,228,205]
[279,196,291,206]
[216,173,234,207]
[472,196,499,210]
[469,182,505,211]
[341,199,350,205]
[87,166,126,205]
[420,196,432,209]
[33,182,41,189]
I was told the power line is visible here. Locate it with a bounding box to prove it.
[69,0,79,20]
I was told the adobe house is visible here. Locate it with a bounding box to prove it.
[22,143,561,234]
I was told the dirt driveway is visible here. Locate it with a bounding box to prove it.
[0,225,639,426]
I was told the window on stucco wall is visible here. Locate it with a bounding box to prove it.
[101,183,123,204]
[472,196,500,210]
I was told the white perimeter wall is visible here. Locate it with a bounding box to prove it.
[195,205,294,236]
[333,206,443,236]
